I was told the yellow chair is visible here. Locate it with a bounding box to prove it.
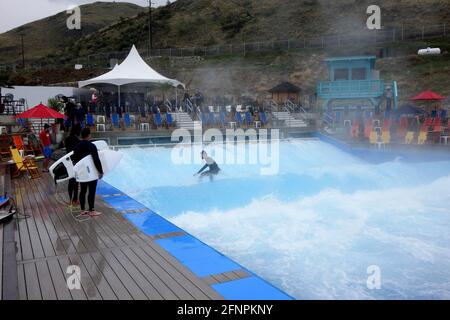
[10,147,41,179]
[405,132,414,144]
[381,131,390,144]
[369,131,379,144]
[418,131,428,145]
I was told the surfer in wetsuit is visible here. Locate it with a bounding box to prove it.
[64,124,81,206]
[72,128,103,217]
[194,151,220,179]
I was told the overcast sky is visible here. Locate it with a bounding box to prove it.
[0,0,173,33]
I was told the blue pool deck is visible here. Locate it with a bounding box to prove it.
[97,180,294,300]
[0,165,292,300]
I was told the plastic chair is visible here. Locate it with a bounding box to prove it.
[235,112,243,127]
[260,112,268,126]
[124,114,132,128]
[86,114,95,127]
[154,113,162,127]
[245,112,253,127]
[112,114,120,128]
[166,113,173,127]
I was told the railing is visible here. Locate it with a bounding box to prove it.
[322,113,334,127]
[317,80,385,99]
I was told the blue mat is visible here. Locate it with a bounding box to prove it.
[156,235,241,277]
[96,181,123,195]
[212,277,293,300]
[103,195,147,212]
[125,211,182,236]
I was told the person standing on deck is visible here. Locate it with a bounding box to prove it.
[72,128,103,217]
[39,124,52,172]
[64,124,81,206]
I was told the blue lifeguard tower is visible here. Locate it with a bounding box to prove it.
[317,56,398,123]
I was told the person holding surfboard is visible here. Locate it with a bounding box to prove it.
[72,128,103,217]
[64,124,81,207]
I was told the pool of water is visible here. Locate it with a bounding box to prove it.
[105,139,450,300]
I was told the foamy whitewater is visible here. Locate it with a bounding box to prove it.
[105,140,450,299]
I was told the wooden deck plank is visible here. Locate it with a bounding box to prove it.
[89,251,133,300]
[47,259,73,300]
[17,180,47,260]
[79,253,118,300]
[17,264,27,300]
[111,248,164,300]
[23,262,42,300]
[95,250,147,300]
[35,260,57,300]
[13,180,33,261]
[28,179,69,257]
[128,247,198,300]
[68,254,102,300]
[24,180,58,258]
[120,247,179,300]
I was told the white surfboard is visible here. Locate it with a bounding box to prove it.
[73,149,123,183]
[49,140,111,184]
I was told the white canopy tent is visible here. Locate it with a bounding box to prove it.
[78,45,184,109]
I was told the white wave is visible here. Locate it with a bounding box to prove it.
[169,176,450,300]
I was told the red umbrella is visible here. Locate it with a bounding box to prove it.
[411,90,446,101]
[15,103,65,119]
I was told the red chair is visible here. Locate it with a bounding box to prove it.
[364,119,373,138]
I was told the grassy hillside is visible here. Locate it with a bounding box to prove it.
[67,0,450,57]
[0,1,145,64]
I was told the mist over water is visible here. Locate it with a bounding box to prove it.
[106,140,450,299]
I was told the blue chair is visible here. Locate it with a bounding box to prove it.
[259,112,267,126]
[166,113,173,127]
[335,111,342,124]
[112,114,120,128]
[235,112,243,127]
[245,111,253,126]
[154,113,162,127]
[200,113,209,126]
[219,112,227,127]
[209,113,216,126]
[124,114,131,128]
[440,109,447,119]
[86,114,95,127]
[431,110,437,118]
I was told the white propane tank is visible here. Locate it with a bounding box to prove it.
[418,47,441,56]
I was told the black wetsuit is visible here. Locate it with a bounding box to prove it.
[197,157,220,175]
[64,135,80,203]
[72,140,103,211]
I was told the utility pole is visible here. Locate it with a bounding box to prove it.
[20,33,25,69]
[148,0,153,57]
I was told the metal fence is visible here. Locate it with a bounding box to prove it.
[1,22,449,72]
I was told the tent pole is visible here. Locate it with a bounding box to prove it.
[175,86,178,111]
[118,85,121,113]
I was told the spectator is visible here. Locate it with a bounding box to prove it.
[39,124,52,172]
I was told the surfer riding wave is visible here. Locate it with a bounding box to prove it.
[194,151,220,178]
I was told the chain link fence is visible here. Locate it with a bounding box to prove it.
[1,22,448,72]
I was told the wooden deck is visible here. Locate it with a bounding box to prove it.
[0,167,238,300]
